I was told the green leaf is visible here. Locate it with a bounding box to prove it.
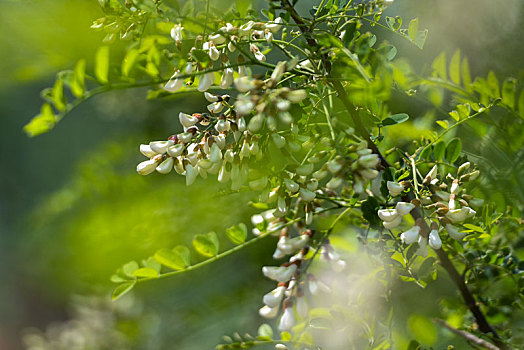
[173,245,191,266]
[414,29,428,49]
[431,52,446,81]
[461,57,472,91]
[501,78,516,109]
[449,50,461,85]
[112,281,136,301]
[436,120,448,129]
[225,223,247,245]
[257,323,273,340]
[191,49,211,65]
[445,138,462,163]
[122,260,139,277]
[487,71,500,98]
[133,267,159,278]
[361,196,381,229]
[193,232,219,257]
[51,79,67,111]
[407,314,437,345]
[95,46,110,84]
[23,103,57,137]
[448,110,460,122]
[433,141,446,161]
[456,103,470,120]
[71,59,86,98]
[408,18,419,41]
[382,113,409,126]
[122,48,140,77]
[154,248,187,270]
[281,331,292,342]
[385,16,402,31]
[463,224,483,233]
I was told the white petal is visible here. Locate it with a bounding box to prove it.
[378,209,399,222]
[400,226,420,244]
[396,202,415,216]
[156,157,174,174]
[428,229,442,249]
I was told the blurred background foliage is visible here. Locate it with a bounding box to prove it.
[0,0,523,349]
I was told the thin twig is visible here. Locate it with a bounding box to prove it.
[433,319,500,350]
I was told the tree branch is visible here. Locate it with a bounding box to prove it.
[434,319,500,350]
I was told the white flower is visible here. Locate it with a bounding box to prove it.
[207,101,224,114]
[327,160,342,173]
[149,140,174,154]
[263,285,286,307]
[238,21,255,36]
[308,276,331,295]
[178,132,193,144]
[204,92,219,102]
[387,181,404,196]
[378,209,399,222]
[400,225,420,244]
[426,165,438,181]
[359,168,378,180]
[156,157,174,174]
[170,24,183,44]
[215,119,230,132]
[275,344,288,350]
[428,229,442,249]
[214,134,226,149]
[185,164,197,186]
[220,67,234,89]
[262,264,297,282]
[209,33,226,44]
[164,71,184,93]
[296,294,308,318]
[266,17,283,33]
[396,202,415,215]
[137,157,161,175]
[207,42,220,61]
[446,207,476,223]
[416,235,428,257]
[383,214,402,229]
[259,305,280,319]
[197,72,214,92]
[264,30,273,42]
[140,144,157,158]
[167,144,184,157]
[358,154,380,168]
[179,112,199,128]
[271,61,286,82]
[234,76,256,92]
[446,224,467,240]
[278,303,295,332]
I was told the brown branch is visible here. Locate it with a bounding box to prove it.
[280,1,506,347]
[434,319,500,350]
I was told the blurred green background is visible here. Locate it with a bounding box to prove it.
[0,0,523,349]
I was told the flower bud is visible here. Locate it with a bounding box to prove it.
[209,33,226,44]
[295,163,314,176]
[272,133,286,148]
[234,76,256,92]
[179,112,199,128]
[299,188,316,202]
[185,164,197,186]
[286,89,307,103]
[262,264,297,282]
[358,154,379,168]
[284,178,299,193]
[197,72,214,92]
[428,228,442,249]
[416,235,428,257]
[266,17,283,33]
[220,67,234,89]
[382,214,402,229]
[263,285,286,308]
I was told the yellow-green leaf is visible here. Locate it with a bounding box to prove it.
[112,281,136,301]
[122,260,139,277]
[461,57,472,91]
[501,78,516,109]
[193,232,219,257]
[52,79,66,111]
[487,71,500,98]
[122,48,140,77]
[71,59,86,98]
[431,52,446,81]
[133,267,159,278]
[154,248,187,271]
[436,120,448,129]
[519,90,524,119]
[449,50,460,85]
[407,314,437,345]
[408,18,419,41]
[23,103,56,137]
[225,223,247,245]
[95,46,110,84]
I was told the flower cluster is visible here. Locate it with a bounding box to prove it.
[259,227,337,332]
[381,162,482,256]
